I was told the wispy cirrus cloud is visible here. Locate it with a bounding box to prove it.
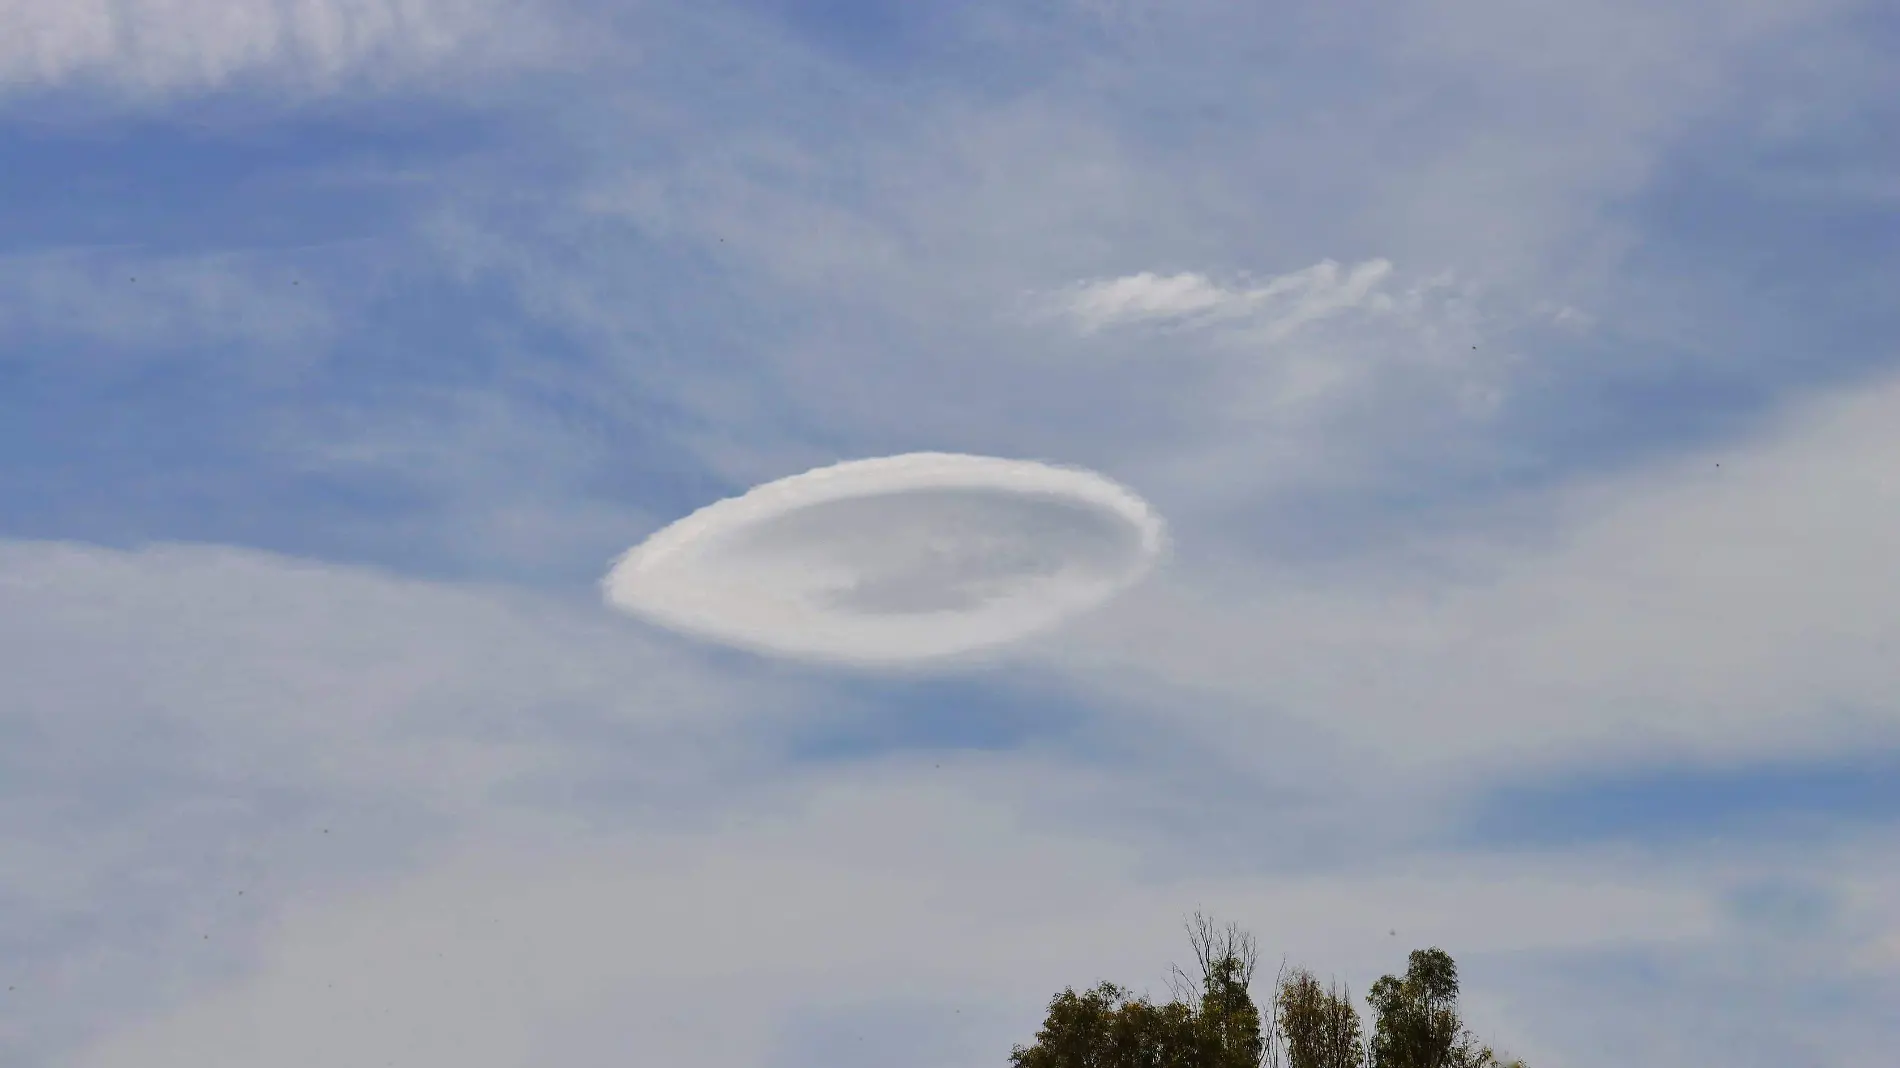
[0,250,334,368]
[0,0,566,99]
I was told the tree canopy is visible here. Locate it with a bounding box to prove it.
[1008,916,1526,1068]
[1009,915,1263,1068]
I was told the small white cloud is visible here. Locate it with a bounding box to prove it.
[602,453,1166,667]
[1058,258,1395,336]
[1062,271,1234,331]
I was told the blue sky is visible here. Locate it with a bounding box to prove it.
[3,0,1899,1065]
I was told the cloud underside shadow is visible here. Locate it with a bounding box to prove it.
[602,453,1166,666]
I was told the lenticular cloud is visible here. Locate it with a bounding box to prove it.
[602,453,1166,666]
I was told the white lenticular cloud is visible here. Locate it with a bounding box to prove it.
[602,453,1166,666]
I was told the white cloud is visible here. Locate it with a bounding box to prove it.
[0,0,562,98]
[1060,271,1233,330]
[1058,259,1395,336]
[0,540,792,803]
[4,0,1894,1061]
[64,767,1719,1068]
[1064,260,1514,511]
[400,0,1888,516]
[6,539,1895,1068]
[603,453,1165,667]
[0,538,820,1062]
[1048,369,1900,777]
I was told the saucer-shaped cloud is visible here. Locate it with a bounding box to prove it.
[602,453,1166,666]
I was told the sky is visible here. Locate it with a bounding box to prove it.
[2,0,1898,1064]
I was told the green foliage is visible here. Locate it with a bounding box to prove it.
[1006,980,1245,1068]
[1009,925,1524,1068]
[1277,969,1364,1068]
[1008,983,1192,1068]
[1364,949,1502,1068]
[1009,914,1265,1068]
[1197,952,1266,1068]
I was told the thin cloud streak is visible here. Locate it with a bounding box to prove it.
[1059,259,1395,336]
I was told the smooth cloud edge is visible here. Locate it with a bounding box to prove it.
[600,452,1170,668]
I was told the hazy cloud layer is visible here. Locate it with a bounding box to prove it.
[0,0,564,98]
[3,0,1897,1064]
[65,793,1720,1068]
[0,250,334,367]
[1052,368,1900,776]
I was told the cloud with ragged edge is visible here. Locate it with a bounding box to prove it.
[1038,257,1518,505]
[602,453,1166,666]
[1057,259,1395,336]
